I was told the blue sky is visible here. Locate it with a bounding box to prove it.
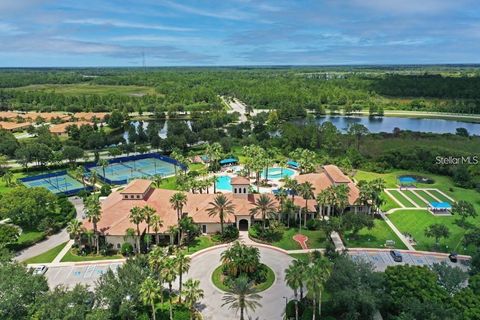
[0,0,479,67]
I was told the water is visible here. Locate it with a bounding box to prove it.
[123,120,192,142]
[216,175,232,191]
[306,115,480,135]
[261,167,295,179]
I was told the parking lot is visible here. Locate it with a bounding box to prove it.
[45,262,123,288]
[349,250,469,271]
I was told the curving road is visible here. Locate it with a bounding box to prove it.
[185,245,294,320]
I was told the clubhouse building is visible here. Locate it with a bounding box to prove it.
[83,165,364,250]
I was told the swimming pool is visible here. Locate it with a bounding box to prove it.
[215,175,232,191]
[261,167,295,180]
[398,176,416,184]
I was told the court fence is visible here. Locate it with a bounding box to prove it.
[20,170,93,196]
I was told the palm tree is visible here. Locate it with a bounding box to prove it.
[282,199,296,228]
[97,159,109,180]
[285,263,303,320]
[222,275,262,320]
[90,171,99,190]
[73,166,86,188]
[298,182,314,229]
[66,219,84,245]
[311,258,331,318]
[148,246,167,303]
[169,192,188,244]
[161,257,178,320]
[140,276,162,320]
[168,225,179,246]
[129,206,145,254]
[142,205,157,249]
[249,194,276,231]
[291,259,308,300]
[183,279,205,320]
[2,169,14,187]
[283,177,299,202]
[331,184,349,215]
[207,194,235,236]
[152,174,163,188]
[84,194,101,254]
[149,214,164,245]
[175,251,191,303]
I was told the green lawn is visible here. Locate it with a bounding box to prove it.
[13,83,159,96]
[381,192,400,211]
[61,249,123,262]
[414,190,437,203]
[402,190,427,207]
[271,228,328,250]
[428,189,452,203]
[182,235,220,255]
[289,253,311,262]
[343,218,407,249]
[23,242,67,264]
[388,209,475,254]
[388,190,415,207]
[0,172,26,194]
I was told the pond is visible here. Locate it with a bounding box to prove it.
[303,115,480,135]
[123,120,192,142]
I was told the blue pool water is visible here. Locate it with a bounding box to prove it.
[398,176,416,183]
[216,175,232,191]
[261,167,295,179]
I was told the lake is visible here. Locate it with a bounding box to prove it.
[309,115,480,135]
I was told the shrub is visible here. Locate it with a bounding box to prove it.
[100,184,112,197]
[120,242,134,256]
[220,225,239,242]
[286,300,305,319]
[306,219,320,230]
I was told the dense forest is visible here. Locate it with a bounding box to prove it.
[1,67,480,115]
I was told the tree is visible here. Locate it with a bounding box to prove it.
[0,262,49,319]
[249,194,276,231]
[285,261,304,320]
[342,212,374,239]
[142,205,157,250]
[66,219,84,245]
[161,257,178,320]
[0,224,19,245]
[149,214,164,245]
[85,194,102,254]
[152,174,163,188]
[129,206,145,254]
[347,123,369,151]
[169,192,188,244]
[452,200,477,228]
[207,194,235,236]
[73,166,86,188]
[176,251,191,303]
[431,262,468,296]
[61,145,84,164]
[107,110,124,129]
[298,181,314,228]
[1,169,13,187]
[306,258,332,320]
[140,277,162,320]
[424,224,450,248]
[97,159,109,181]
[183,278,205,320]
[222,275,262,320]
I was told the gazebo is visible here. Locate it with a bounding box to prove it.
[219,157,238,166]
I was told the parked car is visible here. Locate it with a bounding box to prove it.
[31,265,48,275]
[390,250,403,262]
[448,252,458,263]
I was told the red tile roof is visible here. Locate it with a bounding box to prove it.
[323,165,351,183]
[230,176,250,185]
[120,179,152,194]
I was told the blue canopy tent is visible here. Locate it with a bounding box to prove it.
[429,201,452,213]
[219,157,238,166]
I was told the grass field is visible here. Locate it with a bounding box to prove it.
[23,242,67,264]
[343,218,407,249]
[271,228,328,250]
[181,235,220,255]
[388,190,415,207]
[402,190,427,207]
[428,189,452,203]
[61,249,123,262]
[0,172,26,194]
[414,190,437,203]
[13,83,159,96]
[388,209,474,254]
[381,192,400,211]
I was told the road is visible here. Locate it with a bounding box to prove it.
[221,96,249,122]
[15,196,84,262]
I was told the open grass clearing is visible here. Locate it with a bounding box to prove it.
[270,228,328,250]
[388,189,415,207]
[343,218,407,250]
[401,190,427,207]
[13,83,159,96]
[23,242,67,264]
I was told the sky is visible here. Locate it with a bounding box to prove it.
[0,0,479,67]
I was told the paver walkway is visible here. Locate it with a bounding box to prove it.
[330,231,346,251]
[52,240,74,263]
[380,211,415,251]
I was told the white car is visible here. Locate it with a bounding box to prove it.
[31,265,48,275]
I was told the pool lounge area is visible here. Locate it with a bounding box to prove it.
[261,167,296,180]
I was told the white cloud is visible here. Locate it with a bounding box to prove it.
[158,0,253,21]
[0,22,24,35]
[64,18,194,32]
[349,0,469,15]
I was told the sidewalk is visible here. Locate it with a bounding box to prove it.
[51,240,74,263]
[380,211,416,251]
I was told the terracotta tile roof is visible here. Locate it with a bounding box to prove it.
[120,179,152,194]
[49,121,92,134]
[22,112,70,121]
[0,121,31,130]
[0,111,23,120]
[323,165,351,183]
[231,176,250,185]
[295,169,359,205]
[74,112,109,121]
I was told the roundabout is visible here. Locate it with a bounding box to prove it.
[211,263,276,293]
[185,243,295,320]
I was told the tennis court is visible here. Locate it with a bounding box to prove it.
[86,153,184,185]
[21,171,89,195]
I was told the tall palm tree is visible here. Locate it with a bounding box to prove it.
[161,257,178,320]
[283,199,296,228]
[249,194,276,231]
[175,251,191,303]
[283,177,299,202]
[291,259,308,300]
[152,174,163,188]
[312,258,332,318]
[298,182,314,228]
[285,263,303,320]
[207,194,235,235]
[2,169,14,187]
[142,205,157,249]
[168,225,179,246]
[97,159,109,180]
[222,275,262,320]
[129,206,145,254]
[73,166,86,188]
[140,276,162,320]
[331,184,349,215]
[66,219,84,245]
[149,214,164,245]
[183,278,205,320]
[84,194,101,254]
[148,246,167,303]
[169,192,188,244]
[90,171,99,190]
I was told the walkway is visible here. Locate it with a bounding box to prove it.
[380,211,415,251]
[51,240,74,263]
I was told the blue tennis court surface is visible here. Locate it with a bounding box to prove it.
[21,171,88,195]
